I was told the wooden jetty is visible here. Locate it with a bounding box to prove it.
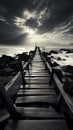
[0,47,73,130]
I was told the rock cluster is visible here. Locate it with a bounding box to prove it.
[0,52,29,85]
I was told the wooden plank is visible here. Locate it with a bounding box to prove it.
[25,80,50,84]
[25,77,50,80]
[15,106,64,119]
[15,95,58,106]
[26,71,50,76]
[20,84,54,89]
[5,120,68,130]
[17,89,56,96]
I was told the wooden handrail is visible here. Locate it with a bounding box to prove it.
[0,61,29,122]
[53,73,73,115]
[5,72,21,91]
[5,62,29,91]
[23,62,29,70]
[39,48,73,117]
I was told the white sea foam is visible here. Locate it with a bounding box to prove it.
[0,46,35,57]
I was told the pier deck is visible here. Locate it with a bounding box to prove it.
[5,49,68,130]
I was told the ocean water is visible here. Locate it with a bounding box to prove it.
[51,52,73,66]
[0,46,35,57]
[0,46,73,66]
[45,48,73,66]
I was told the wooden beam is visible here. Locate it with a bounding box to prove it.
[53,73,73,116]
[5,72,21,91]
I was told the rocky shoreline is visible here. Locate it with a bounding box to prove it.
[42,48,73,81]
[0,48,73,85]
[0,52,30,86]
[0,48,73,98]
[41,48,73,96]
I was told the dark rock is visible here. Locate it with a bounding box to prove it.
[42,51,48,59]
[0,68,14,76]
[2,55,15,64]
[53,68,63,82]
[57,57,61,61]
[17,53,29,61]
[62,65,73,74]
[9,60,22,71]
[60,49,73,53]
[50,50,58,54]
[63,73,73,80]
[0,62,6,70]
[63,59,66,61]
[0,76,13,85]
[63,78,73,96]
[46,56,51,61]
[52,61,59,67]
[66,49,73,53]
[51,56,55,59]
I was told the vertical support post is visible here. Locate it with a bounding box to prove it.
[49,68,54,84]
[20,61,26,85]
[54,93,63,111]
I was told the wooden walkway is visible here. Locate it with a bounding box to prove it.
[5,49,68,130]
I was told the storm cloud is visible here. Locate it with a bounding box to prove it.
[0,0,73,45]
[25,18,38,28]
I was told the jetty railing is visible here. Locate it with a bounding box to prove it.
[0,61,30,125]
[5,61,29,92]
[39,47,73,119]
[0,47,37,123]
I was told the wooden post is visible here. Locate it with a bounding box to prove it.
[49,68,54,84]
[20,61,26,85]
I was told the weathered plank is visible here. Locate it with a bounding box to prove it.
[15,106,64,119]
[5,120,68,130]
[17,89,56,96]
[15,95,58,106]
[20,84,54,89]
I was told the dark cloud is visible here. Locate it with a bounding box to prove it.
[0,19,25,45]
[37,0,73,33]
[68,28,73,34]
[25,18,38,28]
[0,0,73,45]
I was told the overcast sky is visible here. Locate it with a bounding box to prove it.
[0,0,73,47]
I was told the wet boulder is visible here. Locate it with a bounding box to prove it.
[2,55,15,64]
[50,50,58,54]
[9,60,22,71]
[57,57,61,61]
[17,53,29,62]
[52,61,59,67]
[62,65,73,74]
[0,57,7,70]
[0,67,14,76]
[63,79,73,97]
[42,51,48,59]
[53,68,63,82]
